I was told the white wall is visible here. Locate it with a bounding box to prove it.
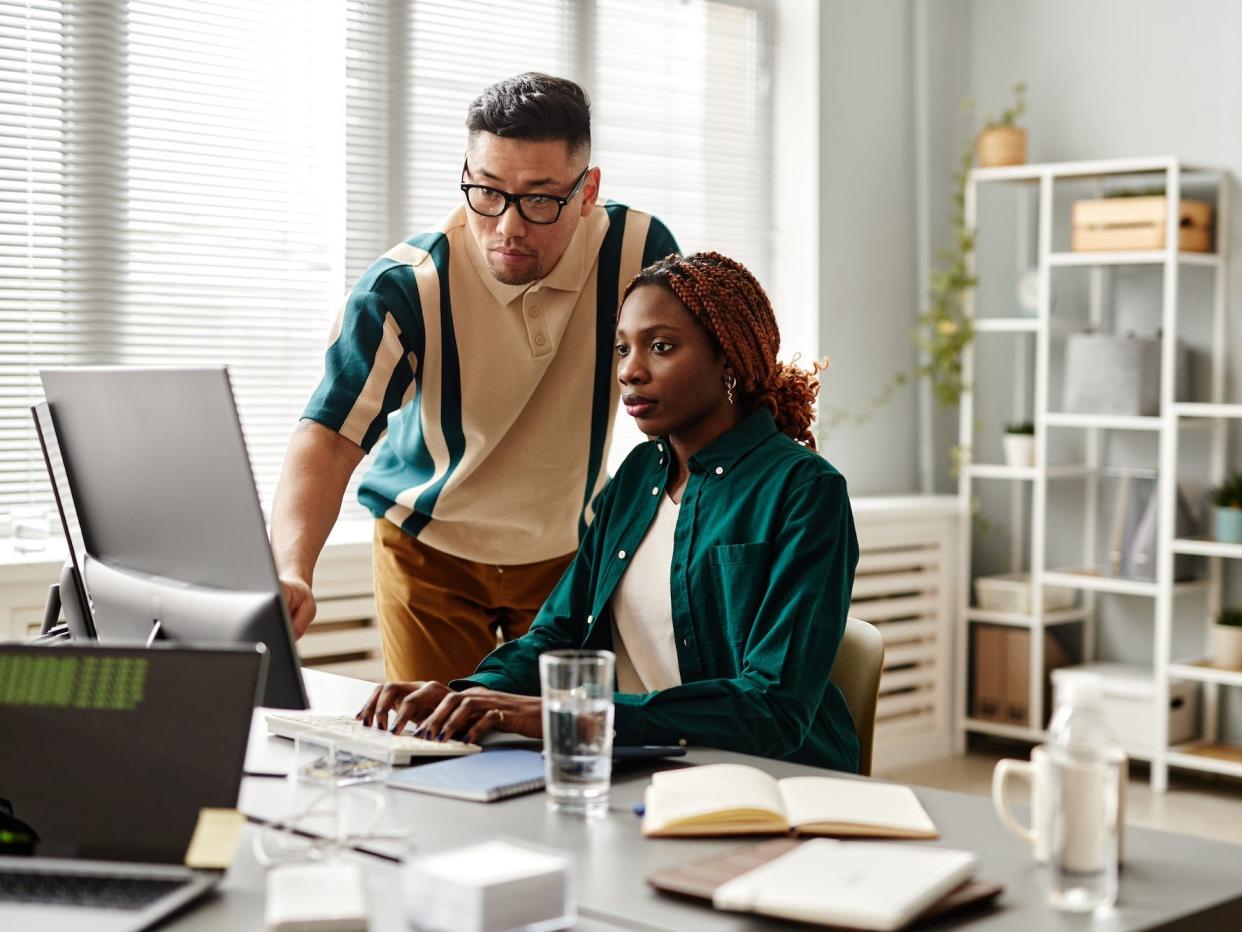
[816,0,921,492]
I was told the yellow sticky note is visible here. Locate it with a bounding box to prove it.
[184,808,246,870]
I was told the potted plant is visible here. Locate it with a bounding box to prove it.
[1002,422,1035,467]
[1211,609,1242,669]
[976,82,1027,167]
[1209,473,1242,544]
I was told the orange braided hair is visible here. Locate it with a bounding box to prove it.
[622,251,828,448]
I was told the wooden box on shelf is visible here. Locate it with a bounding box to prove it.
[971,625,1070,726]
[1071,196,1213,253]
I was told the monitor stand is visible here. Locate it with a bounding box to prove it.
[30,561,95,644]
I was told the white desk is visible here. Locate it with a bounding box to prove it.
[221,670,1242,931]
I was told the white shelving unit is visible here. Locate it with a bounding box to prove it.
[953,156,1234,792]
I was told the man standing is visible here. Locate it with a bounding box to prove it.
[271,73,678,682]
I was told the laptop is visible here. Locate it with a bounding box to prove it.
[0,643,266,931]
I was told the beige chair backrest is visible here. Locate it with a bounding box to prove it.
[828,617,885,776]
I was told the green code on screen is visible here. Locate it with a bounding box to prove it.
[0,655,148,710]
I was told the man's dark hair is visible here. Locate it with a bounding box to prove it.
[465,73,591,156]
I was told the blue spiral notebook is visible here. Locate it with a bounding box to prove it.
[386,749,546,802]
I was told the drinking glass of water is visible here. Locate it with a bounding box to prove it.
[539,650,615,818]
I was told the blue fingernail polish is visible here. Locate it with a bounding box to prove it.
[437,731,446,742]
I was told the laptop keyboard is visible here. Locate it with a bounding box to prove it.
[0,870,190,910]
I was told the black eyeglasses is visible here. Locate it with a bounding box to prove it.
[460,160,590,225]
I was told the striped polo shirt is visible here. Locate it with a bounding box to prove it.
[304,202,678,565]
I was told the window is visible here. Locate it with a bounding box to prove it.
[0,0,774,522]
[590,0,771,465]
[0,0,68,514]
[593,0,770,282]
[0,0,343,518]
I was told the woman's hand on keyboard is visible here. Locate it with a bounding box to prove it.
[418,688,542,743]
[356,681,452,733]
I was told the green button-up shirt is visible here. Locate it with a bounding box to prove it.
[456,408,860,772]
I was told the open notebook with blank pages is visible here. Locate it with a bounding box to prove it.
[641,763,938,838]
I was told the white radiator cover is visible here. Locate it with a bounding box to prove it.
[849,496,961,773]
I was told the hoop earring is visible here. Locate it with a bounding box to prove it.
[725,375,737,405]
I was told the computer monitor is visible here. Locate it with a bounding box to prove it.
[31,401,95,641]
[37,366,308,709]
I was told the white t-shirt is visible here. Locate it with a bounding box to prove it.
[609,492,682,694]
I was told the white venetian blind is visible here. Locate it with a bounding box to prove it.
[118,1,343,512]
[0,0,67,512]
[592,0,771,282]
[403,0,575,232]
[594,0,772,471]
[0,0,777,520]
[345,0,390,290]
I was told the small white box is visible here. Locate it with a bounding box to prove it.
[1052,663,1199,757]
[266,861,368,932]
[403,839,574,932]
[974,573,1076,614]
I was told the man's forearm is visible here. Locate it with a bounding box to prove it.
[270,420,364,585]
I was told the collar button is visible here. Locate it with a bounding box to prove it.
[714,466,725,476]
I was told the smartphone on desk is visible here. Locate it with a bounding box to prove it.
[479,735,687,763]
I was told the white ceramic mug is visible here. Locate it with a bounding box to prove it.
[993,744,1127,866]
[993,745,1053,862]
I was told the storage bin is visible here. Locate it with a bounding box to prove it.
[1071,196,1212,253]
[974,573,1076,614]
[1051,663,1198,758]
[1062,333,1189,417]
[972,625,1070,726]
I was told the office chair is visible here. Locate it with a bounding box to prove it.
[829,617,885,777]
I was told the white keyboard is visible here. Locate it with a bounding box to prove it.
[265,712,481,765]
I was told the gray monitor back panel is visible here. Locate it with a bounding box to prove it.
[40,367,278,593]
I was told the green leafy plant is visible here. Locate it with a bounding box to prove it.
[1217,609,1242,628]
[1004,421,1035,435]
[980,82,1026,130]
[919,82,1028,407]
[1105,186,1165,199]
[1209,473,1242,509]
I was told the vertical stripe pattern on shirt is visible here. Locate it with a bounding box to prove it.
[401,231,465,537]
[581,204,629,538]
[306,256,419,448]
[340,310,405,448]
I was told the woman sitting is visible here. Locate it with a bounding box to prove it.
[358,252,860,771]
